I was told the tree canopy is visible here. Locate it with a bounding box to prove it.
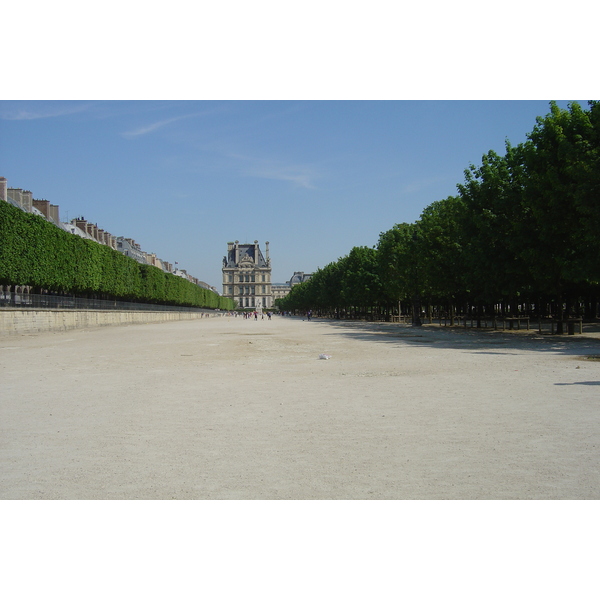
[279,101,600,323]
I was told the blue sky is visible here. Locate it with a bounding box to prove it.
[0,99,589,288]
[1,4,596,291]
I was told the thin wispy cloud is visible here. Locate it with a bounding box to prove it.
[248,165,316,189]
[121,111,210,139]
[0,103,90,121]
[228,152,320,189]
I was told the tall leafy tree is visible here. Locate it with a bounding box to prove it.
[340,246,382,313]
[377,222,424,321]
[456,145,529,313]
[418,195,466,316]
[523,101,600,299]
[312,261,344,313]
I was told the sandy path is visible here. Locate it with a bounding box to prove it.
[1,315,600,499]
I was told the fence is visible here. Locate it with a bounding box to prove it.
[0,291,216,313]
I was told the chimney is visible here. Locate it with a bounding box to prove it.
[49,204,60,223]
[22,191,33,211]
[73,218,87,233]
[0,177,7,202]
[33,199,50,219]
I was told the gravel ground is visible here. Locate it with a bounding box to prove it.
[2,315,600,499]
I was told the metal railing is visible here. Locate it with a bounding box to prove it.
[0,292,216,313]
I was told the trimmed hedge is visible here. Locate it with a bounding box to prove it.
[0,201,233,310]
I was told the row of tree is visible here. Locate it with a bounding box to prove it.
[278,101,600,331]
[0,200,235,310]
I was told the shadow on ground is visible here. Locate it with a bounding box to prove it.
[309,318,600,358]
[554,381,600,386]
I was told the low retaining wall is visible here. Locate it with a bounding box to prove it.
[0,309,224,336]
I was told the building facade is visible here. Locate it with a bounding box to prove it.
[222,240,272,309]
[116,236,146,263]
[271,283,291,302]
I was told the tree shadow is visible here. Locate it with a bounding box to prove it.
[313,318,600,357]
[554,381,600,386]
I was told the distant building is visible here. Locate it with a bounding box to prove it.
[146,253,174,274]
[271,283,292,302]
[222,240,272,309]
[60,221,95,240]
[289,271,312,286]
[32,199,60,226]
[72,217,117,249]
[271,272,313,303]
[6,188,33,212]
[0,177,7,203]
[116,237,146,263]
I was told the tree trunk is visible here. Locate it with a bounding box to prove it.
[556,289,564,335]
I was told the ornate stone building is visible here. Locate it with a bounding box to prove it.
[222,240,272,310]
[271,283,292,302]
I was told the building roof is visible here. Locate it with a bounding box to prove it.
[289,271,312,285]
[223,242,269,269]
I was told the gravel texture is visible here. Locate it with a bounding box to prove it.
[2,315,600,499]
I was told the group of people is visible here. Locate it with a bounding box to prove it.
[230,310,316,320]
[240,311,273,320]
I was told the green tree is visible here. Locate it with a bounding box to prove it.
[0,200,233,310]
[339,246,382,316]
[522,101,600,320]
[376,222,424,323]
[418,195,466,321]
[456,145,529,315]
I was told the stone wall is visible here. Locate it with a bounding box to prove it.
[0,309,224,337]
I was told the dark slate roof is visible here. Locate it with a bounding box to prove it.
[224,243,268,268]
[289,272,312,285]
